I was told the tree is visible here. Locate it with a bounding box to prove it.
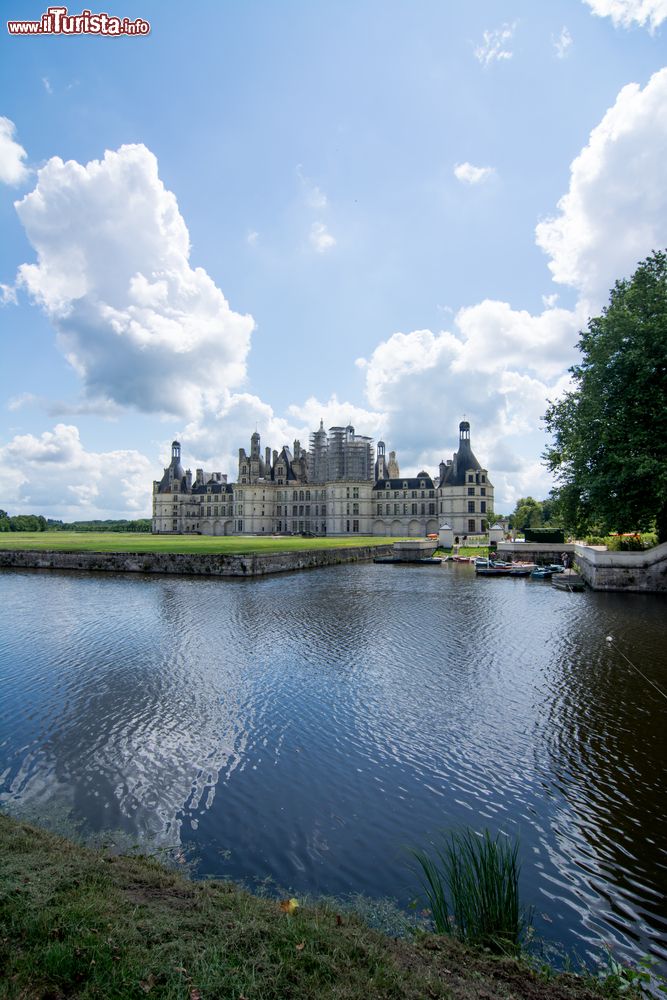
[544,250,667,543]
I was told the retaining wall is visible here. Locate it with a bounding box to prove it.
[0,544,394,579]
[573,541,667,593]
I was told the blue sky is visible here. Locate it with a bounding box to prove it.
[0,0,666,518]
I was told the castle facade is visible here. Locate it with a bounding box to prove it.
[152,420,493,538]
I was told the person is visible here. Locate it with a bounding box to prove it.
[561,552,570,570]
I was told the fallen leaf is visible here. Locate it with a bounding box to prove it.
[190,990,202,1000]
[279,897,299,914]
[140,974,155,993]
[295,941,305,951]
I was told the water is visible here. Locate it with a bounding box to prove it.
[1,564,666,972]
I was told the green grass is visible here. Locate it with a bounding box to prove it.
[0,814,635,1000]
[0,532,401,556]
[410,830,526,954]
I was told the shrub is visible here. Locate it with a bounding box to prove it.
[410,829,527,954]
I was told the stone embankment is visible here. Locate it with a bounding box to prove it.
[499,540,667,592]
[0,544,394,578]
[574,540,667,592]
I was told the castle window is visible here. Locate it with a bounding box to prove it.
[429,490,434,498]
[403,481,408,489]
[403,504,408,514]
[411,503,417,515]
[468,487,474,496]
[468,501,475,513]
[293,490,298,500]
[468,519,475,532]
[468,475,473,483]
[305,490,310,500]
[394,503,399,515]
[481,501,486,513]
[481,487,486,496]
[429,503,435,515]
[385,482,390,489]
[377,504,382,515]
[352,487,359,499]
[421,503,425,515]
[352,520,359,532]
[299,490,304,501]
[420,481,425,489]
[385,504,390,515]
[481,475,486,483]
[346,520,350,532]
[411,490,417,499]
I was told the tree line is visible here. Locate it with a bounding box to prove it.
[543,250,666,545]
[0,512,151,533]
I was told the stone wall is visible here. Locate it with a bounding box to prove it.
[0,544,394,579]
[574,541,667,593]
[497,542,575,565]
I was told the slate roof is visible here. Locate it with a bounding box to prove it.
[373,476,435,491]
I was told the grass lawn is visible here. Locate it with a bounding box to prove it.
[0,532,401,556]
[0,813,630,1000]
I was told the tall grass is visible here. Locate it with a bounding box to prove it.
[410,829,526,953]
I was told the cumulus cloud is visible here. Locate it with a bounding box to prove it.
[553,26,573,58]
[0,423,152,518]
[453,162,495,185]
[474,23,516,66]
[0,117,29,185]
[1,282,17,305]
[535,68,667,309]
[583,0,667,29]
[355,300,580,505]
[309,221,336,253]
[15,144,255,420]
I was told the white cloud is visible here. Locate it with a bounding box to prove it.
[474,23,516,66]
[0,423,152,518]
[286,394,385,436]
[355,301,579,505]
[297,164,328,209]
[1,282,17,305]
[583,0,667,30]
[453,162,495,185]
[0,117,28,185]
[309,221,336,253]
[15,144,255,421]
[246,229,259,246]
[42,77,53,95]
[535,68,667,310]
[553,26,573,58]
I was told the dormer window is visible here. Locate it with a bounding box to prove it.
[403,481,408,489]
[420,480,425,489]
[385,482,391,489]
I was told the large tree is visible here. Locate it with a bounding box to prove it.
[544,250,667,543]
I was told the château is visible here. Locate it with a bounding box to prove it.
[152,420,493,538]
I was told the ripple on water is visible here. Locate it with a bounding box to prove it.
[0,565,666,971]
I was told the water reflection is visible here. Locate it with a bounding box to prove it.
[0,564,665,973]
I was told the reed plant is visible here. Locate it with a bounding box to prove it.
[410,828,526,953]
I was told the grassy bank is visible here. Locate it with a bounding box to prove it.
[0,815,637,999]
[0,532,400,556]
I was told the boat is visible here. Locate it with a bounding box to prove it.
[531,566,553,579]
[508,563,536,576]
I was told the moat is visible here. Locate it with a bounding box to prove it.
[1,564,665,973]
